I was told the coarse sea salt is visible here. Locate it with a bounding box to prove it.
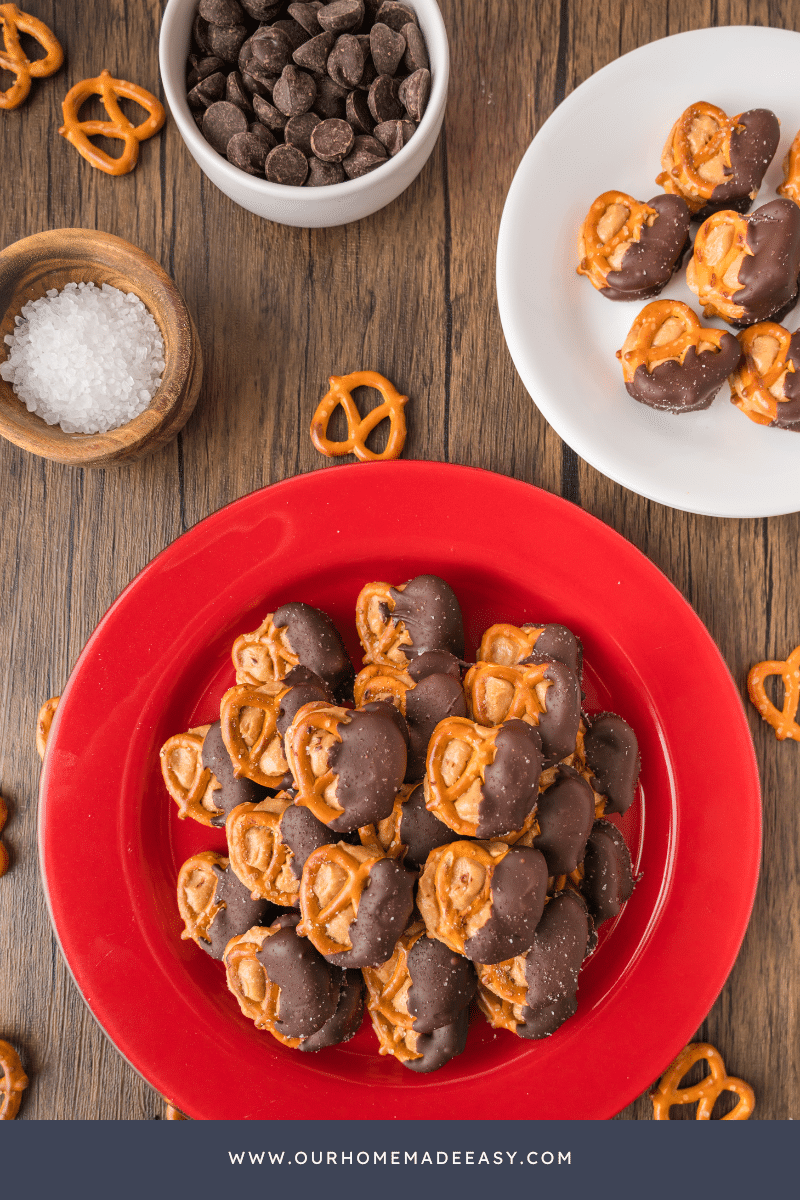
[0,281,166,434]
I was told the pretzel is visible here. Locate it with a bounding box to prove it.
[778,128,800,207]
[159,725,223,825]
[418,840,509,955]
[232,613,300,686]
[477,623,543,666]
[297,841,383,956]
[285,701,349,824]
[35,695,60,760]
[225,795,299,904]
[59,70,165,176]
[177,851,227,946]
[310,371,408,463]
[355,581,413,666]
[656,102,740,213]
[424,716,501,836]
[577,192,658,289]
[0,1039,28,1120]
[363,921,426,1034]
[651,1043,754,1120]
[686,211,750,321]
[353,662,414,712]
[165,1103,186,1120]
[476,956,528,1009]
[367,1004,424,1063]
[358,783,416,859]
[219,681,288,788]
[747,645,800,741]
[0,4,63,110]
[495,807,540,847]
[464,661,547,727]
[224,926,297,1040]
[475,982,519,1033]
[729,323,798,426]
[0,795,8,878]
[617,300,731,382]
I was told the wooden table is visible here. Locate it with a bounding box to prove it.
[1,0,797,1121]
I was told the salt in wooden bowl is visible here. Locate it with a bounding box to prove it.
[0,228,203,466]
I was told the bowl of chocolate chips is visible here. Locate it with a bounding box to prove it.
[160,0,449,227]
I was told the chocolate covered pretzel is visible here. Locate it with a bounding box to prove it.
[478,622,583,679]
[729,321,800,429]
[177,851,276,958]
[232,602,353,697]
[226,793,335,905]
[577,191,690,300]
[533,764,595,876]
[580,819,634,926]
[359,780,455,870]
[160,721,264,826]
[363,920,476,1037]
[356,574,464,667]
[464,660,580,767]
[369,1000,470,1072]
[582,712,640,815]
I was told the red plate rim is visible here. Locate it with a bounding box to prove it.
[38,461,761,1119]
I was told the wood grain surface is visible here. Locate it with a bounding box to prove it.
[1,0,798,1121]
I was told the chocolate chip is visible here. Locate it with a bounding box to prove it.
[252,92,288,131]
[240,0,282,16]
[398,67,429,121]
[373,117,414,155]
[355,56,377,92]
[376,1,416,32]
[225,70,253,112]
[342,132,387,177]
[207,23,249,64]
[203,99,249,153]
[186,55,226,89]
[187,70,227,109]
[307,155,347,185]
[311,116,354,161]
[285,111,322,155]
[346,88,373,132]
[272,18,310,51]
[251,26,294,74]
[293,30,335,75]
[273,64,317,115]
[370,21,405,75]
[327,33,365,88]
[192,13,212,53]
[248,122,277,149]
[402,21,428,72]
[318,0,365,34]
[314,74,347,117]
[265,142,309,184]
[199,0,245,24]
[192,109,204,130]
[288,1,324,34]
[239,38,279,91]
[368,73,401,122]
[227,129,272,174]
[240,69,276,98]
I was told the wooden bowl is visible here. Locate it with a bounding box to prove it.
[0,228,203,466]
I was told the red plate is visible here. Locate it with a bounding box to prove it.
[39,462,760,1119]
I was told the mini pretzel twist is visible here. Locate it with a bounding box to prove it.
[425,717,499,836]
[232,613,299,686]
[59,69,165,176]
[747,645,800,741]
[220,681,288,788]
[778,128,800,207]
[224,927,284,1032]
[225,796,298,904]
[0,4,63,110]
[651,1043,754,1120]
[363,921,426,1033]
[0,1039,28,1120]
[687,211,750,320]
[477,623,543,666]
[657,102,739,211]
[310,371,408,463]
[159,725,222,825]
[176,851,227,946]
[355,581,413,666]
[729,322,796,426]
[36,695,60,760]
[285,701,348,824]
[353,663,414,713]
[577,191,658,289]
[422,840,508,954]
[617,300,730,382]
[464,661,547,727]
[297,842,382,955]
[0,795,8,878]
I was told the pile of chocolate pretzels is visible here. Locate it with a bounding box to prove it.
[161,574,640,1072]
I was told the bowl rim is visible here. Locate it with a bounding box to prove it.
[0,227,198,464]
[159,0,449,204]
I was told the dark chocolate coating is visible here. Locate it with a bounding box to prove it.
[516,992,578,1039]
[407,934,477,1033]
[201,721,267,825]
[603,194,691,301]
[731,199,800,327]
[257,923,339,1038]
[403,1005,470,1073]
[476,719,543,839]
[275,666,332,738]
[705,109,781,216]
[581,819,634,926]
[272,602,354,697]
[626,333,742,413]
[524,889,591,1010]
[397,782,456,870]
[407,650,463,682]
[773,330,800,429]
[279,803,335,882]
[535,661,581,766]
[388,575,465,661]
[533,764,595,875]
[299,969,365,1052]
[584,712,640,815]
[524,624,583,678]
[361,699,410,748]
[404,671,467,781]
[326,707,407,832]
[326,857,416,967]
[464,846,548,964]
[202,862,277,959]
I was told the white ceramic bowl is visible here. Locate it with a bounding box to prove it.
[159,0,449,227]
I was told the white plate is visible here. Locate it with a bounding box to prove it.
[497,26,800,517]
